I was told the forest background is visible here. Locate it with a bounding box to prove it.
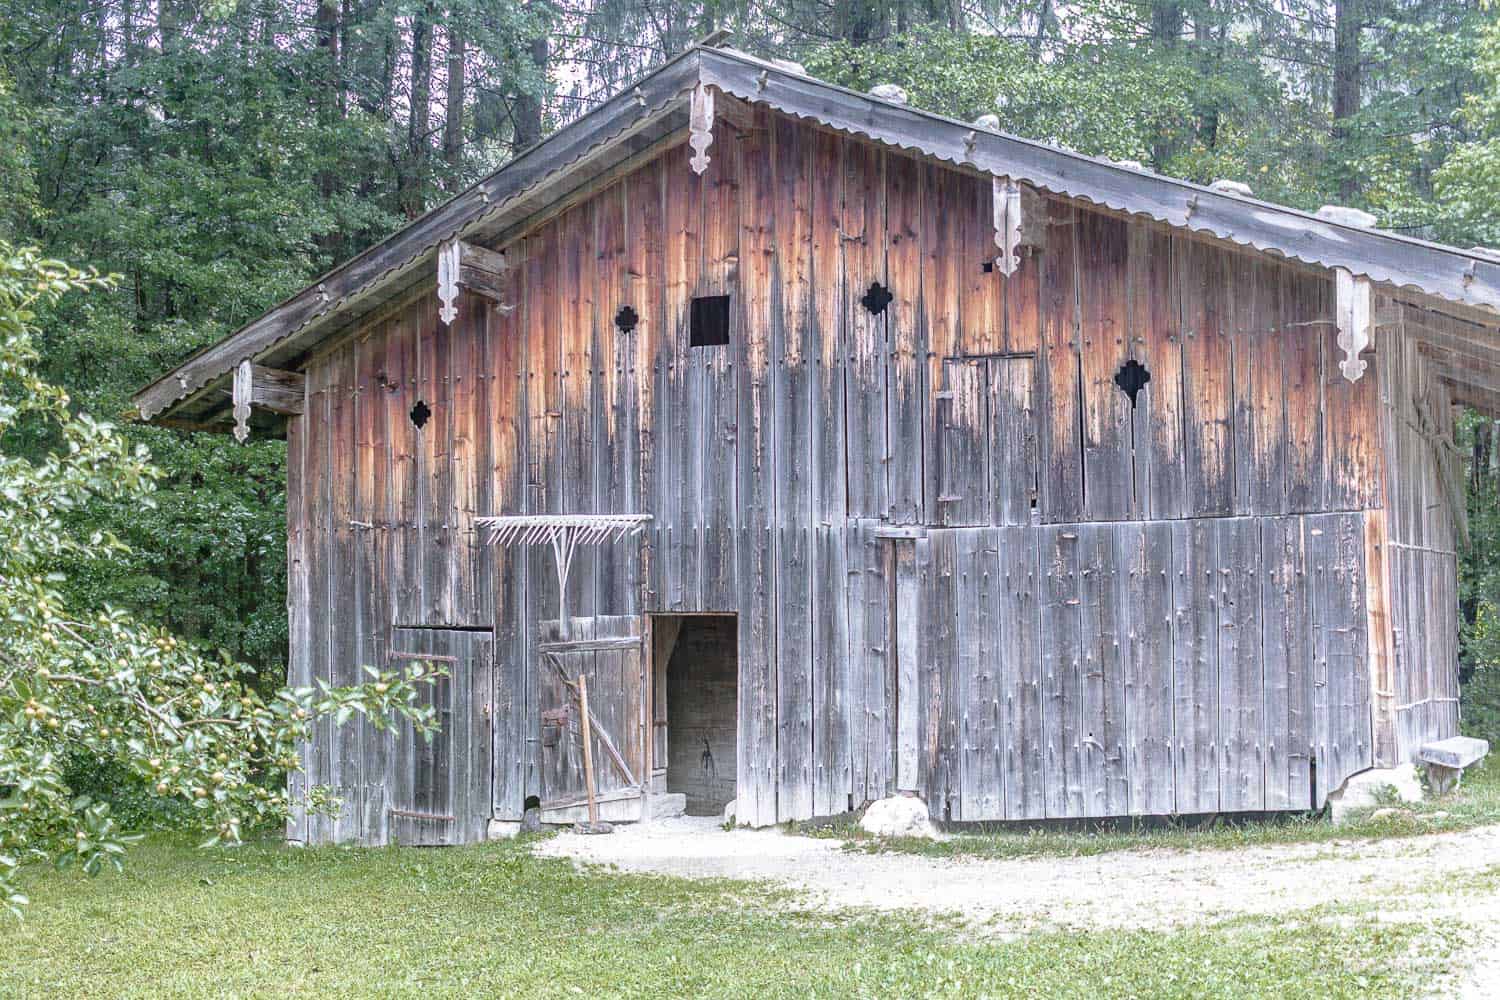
[5,0,1500,818]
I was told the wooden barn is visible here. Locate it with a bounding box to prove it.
[136,43,1500,844]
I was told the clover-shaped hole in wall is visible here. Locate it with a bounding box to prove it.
[409,399,432,429]
[861,281,894,315]
[1114,359,1151,408]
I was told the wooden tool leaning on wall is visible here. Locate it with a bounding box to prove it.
[572,673,613,835]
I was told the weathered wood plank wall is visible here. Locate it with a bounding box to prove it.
[287,107,1429,841]
[1378,324,1461,760]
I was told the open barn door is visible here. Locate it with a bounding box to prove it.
[537,615,647,821]
[388,628,492,845]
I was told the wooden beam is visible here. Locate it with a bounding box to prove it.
[439,238,515,325]
[248,363,305,414]
[231,360,305,441]
[715,91,757,133]
[1417,343,1500,394]
[1399,317,1500,368]
[457,240,513,305]
[1441,377,1500,415]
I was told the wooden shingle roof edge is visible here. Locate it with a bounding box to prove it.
[134,43,1500,426]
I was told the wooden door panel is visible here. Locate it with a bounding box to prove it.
[936,355,1038,527]
[389,628,492,845]
[936,358,987,526]
[537,615,646,811]
[988,356,1038,525]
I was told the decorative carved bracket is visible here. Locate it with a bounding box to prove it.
[436,239,515,326]
[232,362,252,443]
[991,177,1045,277]
[1335,267,1373,382]
[689,82,715,175]
[437,239,461,325]
[993,177,1023,277]
[232,360,305,442]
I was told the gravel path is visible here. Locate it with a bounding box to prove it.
[536,816,1500,933]
[536,815,1500,994]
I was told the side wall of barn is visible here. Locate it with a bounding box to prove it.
[1377,324,1463,761]
[287,106,1427,841]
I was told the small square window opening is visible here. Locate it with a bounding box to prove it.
[690,294,731,347]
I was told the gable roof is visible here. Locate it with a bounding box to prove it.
[135,43,1500,426]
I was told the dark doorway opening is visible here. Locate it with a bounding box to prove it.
[653,615,738,816]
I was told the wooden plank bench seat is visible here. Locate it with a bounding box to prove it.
[1419,736,1489,793]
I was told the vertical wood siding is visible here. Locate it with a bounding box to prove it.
[1378,325,1461,760]
[288,112,1432,841]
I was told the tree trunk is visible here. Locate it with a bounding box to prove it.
[314,0,343,255]
[444,26,465,187]
[1491,420,1500,484]
[158,0,183,52]
[314,1,341,121]
[1332,0,1362,201]
[1150,0,1183,42]
[1194,20,1222,151]
[513,33,549,152]
[846,0,883,45]
[1031,0,1055,54]
[338,0,352,117]
[402,3,435,217]
[1475,420,1494,494]
[1148,1,1184,171]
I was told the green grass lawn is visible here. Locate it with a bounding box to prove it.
[0,829,1464,999]
[812,759,1500,862]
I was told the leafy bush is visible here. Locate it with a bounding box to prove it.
[0,245,440,918]
[1462,667,1500,746]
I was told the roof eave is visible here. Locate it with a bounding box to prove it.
[696,46,1500,315]
[133,48,707,424]
[136,43,1500,426]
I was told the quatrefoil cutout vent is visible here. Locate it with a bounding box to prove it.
[1114,359,1151,408]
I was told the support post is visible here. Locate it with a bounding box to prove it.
[578,673,599,826]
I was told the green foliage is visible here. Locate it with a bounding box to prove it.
[1435,10,1500,247]
[1457,410,1500,740]
[1462,614,1500,747]
[0,247,441,917]
[804,28,1202,165]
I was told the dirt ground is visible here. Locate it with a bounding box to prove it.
[535,815,1500,995]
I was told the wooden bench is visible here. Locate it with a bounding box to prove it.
[1418,736,1489,794]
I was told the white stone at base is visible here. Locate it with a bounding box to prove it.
[647,792,687,821]
[859,795,940,839]
[1327,763,1423,823]
[487,820,522,841]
